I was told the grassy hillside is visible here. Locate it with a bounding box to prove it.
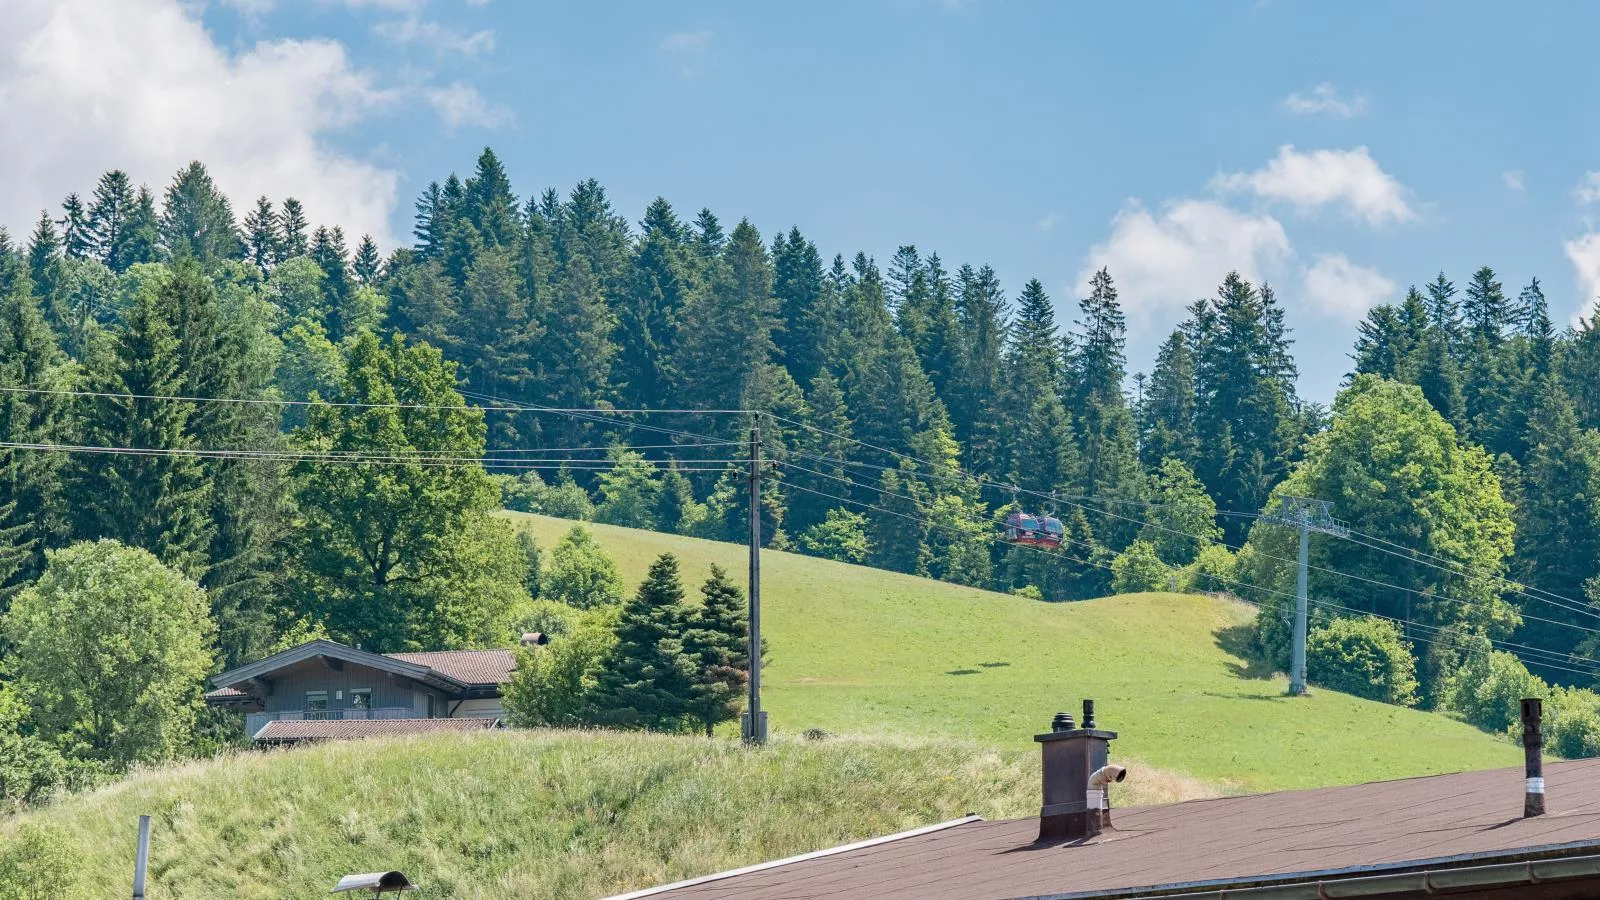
[509,512,1520,792]
[2,730,1193,899]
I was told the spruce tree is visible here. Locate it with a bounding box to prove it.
[592,553,695,729]
[1068,268,1143,538]
[1140,329,1198,469]
[0,269,73,593]
[672,219,778,411]
[1003,279,1078,495]
[242,196,279,272]
[86,171,138,270]
[310,226,354,339]
[353,234,382,285]
[117,186,161,271]
[949,264,1008,477]
[71,284,213,574]
[160,161,242,263]
[58,193,92,259]
[682,564,748,736]
[277,197,309,261]
[616,198,695,409]
[25,212,59,298]
[772,226,830,388]
[462,147,520,250]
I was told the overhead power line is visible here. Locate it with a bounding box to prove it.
[0,385,752,416]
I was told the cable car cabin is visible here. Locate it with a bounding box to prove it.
[1003,512,1064,548]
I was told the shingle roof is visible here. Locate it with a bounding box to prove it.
[204,686,248,700]
[622,758,1600,900]
[253,717,498,744]
[385,649,517,686]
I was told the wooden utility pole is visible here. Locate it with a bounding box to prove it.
[742,421,767,745]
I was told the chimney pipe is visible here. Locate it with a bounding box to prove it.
[1035,700,1117,842]
[1522,698,1544,817]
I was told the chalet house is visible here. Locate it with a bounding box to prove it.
[205,636,542,745]
[611,700,1600,900]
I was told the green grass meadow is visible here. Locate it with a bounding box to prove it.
[510,512,1519,793]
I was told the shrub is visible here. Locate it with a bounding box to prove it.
[1445,649,1548,734]
[0,823,83,898]
[1549,688,1600,760]
[799,509,871,564]
[503,608,619,727]
[541,470,595,521]
[1110,540,1173,594]
[518,599,580,640]
[501,471,547,513]
[541,526,622,609]
[1185,544,1238,594]
[1306,616,1419,706]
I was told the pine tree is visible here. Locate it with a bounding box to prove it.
[682,564,748,736]
[159,161,242,262]
[58,193,92,259]
[352,235,382,285]
[242,196,279,273]
[277,197,309,261]
[85,171,139,270]
[592,553,695,729]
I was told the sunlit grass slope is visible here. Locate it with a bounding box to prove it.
[508,512,1519,793]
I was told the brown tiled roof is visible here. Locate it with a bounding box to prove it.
[385,649,516,686]
[204,686,248,700]
[253,717,498,744]
[623,758,1600,899]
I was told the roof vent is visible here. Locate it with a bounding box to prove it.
[1035,699,1119,843]
[520,632,550,647]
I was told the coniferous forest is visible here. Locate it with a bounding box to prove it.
[6,148,1600,786]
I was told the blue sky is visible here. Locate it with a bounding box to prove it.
[5,1,1600,401]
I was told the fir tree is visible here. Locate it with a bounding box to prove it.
[772,226,830,387]
[672,219,779,410]
[1140,328,1198,469]
[682,564,749,737]
[592,553,695,729]
[949,264,1008,477]
[25,211,59,297]
[117,187,161,271]
[462,147,520,250]
[1068,268,1142,533]
[0,271,73,593]
[616,198,695,409]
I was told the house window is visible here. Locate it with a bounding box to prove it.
[306,691,328,719]
[350,689,371,710]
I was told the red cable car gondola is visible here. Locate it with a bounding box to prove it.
[1003,511,1064,548]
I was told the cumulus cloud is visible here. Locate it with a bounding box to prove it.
[1502,170,1525,192]
[0,0,403,246]
[1282,83,1368,119]
[372,15,495,56]
[1576,171,1600,207]
[1214,145,1415,226]
[425,81,512,130]
[1566,233,1600,325]
[1077,199,1292,328]
[660,29,713,78]
[1300,254,1396,323]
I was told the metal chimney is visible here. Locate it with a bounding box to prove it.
[1035,699,1117,842]
[1522,698,1544,817]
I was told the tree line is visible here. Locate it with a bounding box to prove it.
[4,148,1600,791]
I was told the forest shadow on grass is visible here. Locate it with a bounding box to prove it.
[1215,622,1275,680]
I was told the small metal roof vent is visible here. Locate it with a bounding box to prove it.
[332,871,415,895]
[520,631,550,646]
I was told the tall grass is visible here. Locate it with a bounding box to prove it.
[1,729,1208,899]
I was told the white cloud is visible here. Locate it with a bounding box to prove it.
[1566,233,1600,325]
[1213,144,1416,225]
[1576,171,1600,206]
[1300,254,1396,322]
[372,14,494,56]
[1282,83,1368,119]
[425,81,511,129]
[1502,170,1525,192]
[1036,212,1062,232]
[0,0,402,245]
[660,29,713,77]
[1077,199,1292,328]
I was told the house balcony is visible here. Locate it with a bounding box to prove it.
[246,707,419,737]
